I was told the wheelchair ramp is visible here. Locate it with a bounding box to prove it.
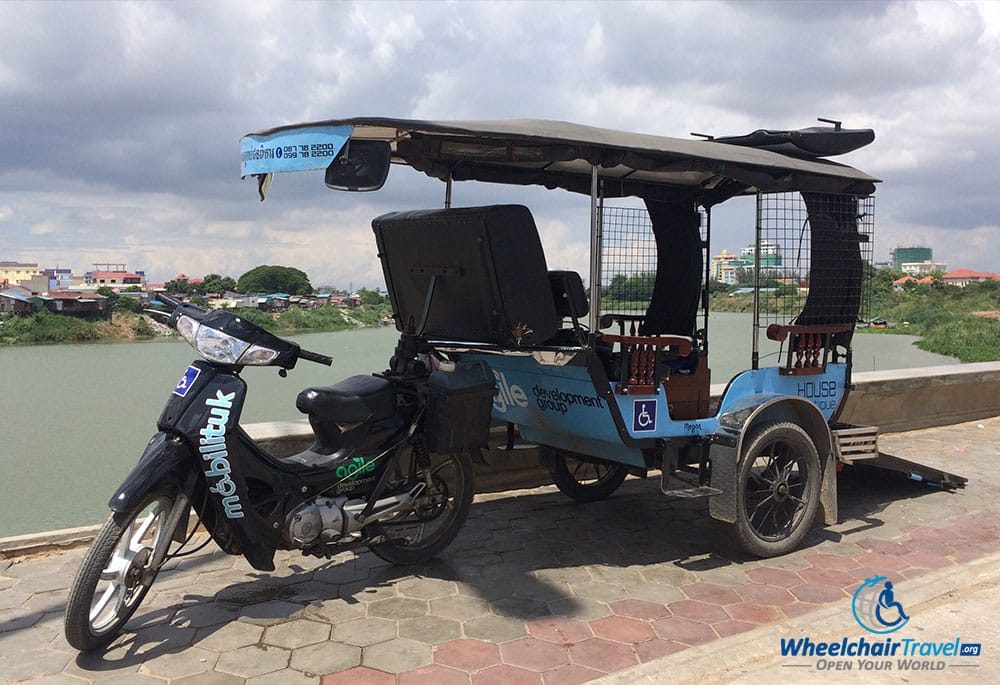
[856,451,968,490]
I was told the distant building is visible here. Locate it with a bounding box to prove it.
[942,269,1000,287]
[740,241,782,269]
[901,260,947,276]
[0,261,42,287]
[892,246,932,271]
[710,249,741,281]
[893,275,934,291]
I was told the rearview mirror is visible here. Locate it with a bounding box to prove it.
[324,140,391,191]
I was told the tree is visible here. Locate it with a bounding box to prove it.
[236,265,312,295]
[357,287,386,306]
[164,278,196,295]
[202,273,237,294]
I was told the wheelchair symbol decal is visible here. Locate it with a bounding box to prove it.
[632,399,657,432]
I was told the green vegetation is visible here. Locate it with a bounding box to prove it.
[236,265,312,296]
[0,310,156,345]
[709,268,1000,363]
[866,271,1000,363]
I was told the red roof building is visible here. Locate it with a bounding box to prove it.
[942,269,1000,287]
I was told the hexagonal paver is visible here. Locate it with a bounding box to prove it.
[735,583,796,606]
[319,665,394,684]
[216,644,291,678]
[567,637,638,673]
[463,614,529,643]
[397,577,459,600]
[804,553,860,571]
[798,567,856,588]
[289,641,362,674]
[651,616,717,646]
[397,663,470,685]
[142,646,219,679]
[679,582,741,605]
[500,636,569,671]
[195,620,265,651]
[568,581,628,603]
[725,602,781,624]
[609,598,670,621]
[471,663,542,685]
[789,583,846,604]
[746,566,803,588]
[263,618,331,649]
[309,597,367,624]
[667,599,729,624]
[431,594,492,621]
[435,638,502,671]
[363,637,433,673]
[368,596,428,620]
[491,597,552,619]
[239,600,305,626]
[332,617,398,647]
[635,638,687,662]
[546,597,612,621]
[590,615,655,644]
[399,614,463,644]
[173,601,241,628]
[625,582,684,604]
[526,616,593,646]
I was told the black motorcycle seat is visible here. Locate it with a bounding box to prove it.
[296,374,396,423]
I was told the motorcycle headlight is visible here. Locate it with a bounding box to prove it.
[195,325,250,365]
[177,314,280,365]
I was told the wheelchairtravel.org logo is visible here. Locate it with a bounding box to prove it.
[778,575,982,673]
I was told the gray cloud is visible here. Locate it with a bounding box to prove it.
[1,0,998,287]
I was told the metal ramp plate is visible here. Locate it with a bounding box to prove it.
[856,452,968,490]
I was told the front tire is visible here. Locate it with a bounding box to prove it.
[65,493,181,651]
[732,422,822,557]
[369,450,474,565]
[550,451,628,503]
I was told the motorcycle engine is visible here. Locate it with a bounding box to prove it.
[285,497,347,547]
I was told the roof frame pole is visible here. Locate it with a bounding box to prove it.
[444,172,453,209]
[751,192,763,370]
[588,164,602,333]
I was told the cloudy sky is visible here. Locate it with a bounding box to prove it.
[2,0,999,288]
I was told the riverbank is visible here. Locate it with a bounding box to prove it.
[0,303,394,345]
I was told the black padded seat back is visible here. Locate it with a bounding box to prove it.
[296,374,396,423]
[549,270,589,319]
[373,205,559,347]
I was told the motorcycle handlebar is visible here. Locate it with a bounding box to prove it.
[298,348,333,366]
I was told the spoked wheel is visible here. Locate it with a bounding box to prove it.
[551,450,628,503]
[65,493,183,651]
[369,450,474,565]
[733,422,821,557]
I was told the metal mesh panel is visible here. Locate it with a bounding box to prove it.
[756,192,875,326]
[599,205,708,317]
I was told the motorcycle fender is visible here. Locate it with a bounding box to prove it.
[109,432,194,513]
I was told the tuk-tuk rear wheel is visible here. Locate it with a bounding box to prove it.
[551,451,628,503]
[732,421,821,557]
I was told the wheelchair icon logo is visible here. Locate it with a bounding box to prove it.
[852,575,909,634]
[632,399,657,432]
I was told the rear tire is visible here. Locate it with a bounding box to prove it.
[732,422,821,557]
[551,451,628,502]
[65,493,180,651]
[369,450,474,565]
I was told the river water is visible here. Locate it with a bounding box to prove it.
[0,314,957,537]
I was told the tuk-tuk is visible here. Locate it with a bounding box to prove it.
[240,117,961,557]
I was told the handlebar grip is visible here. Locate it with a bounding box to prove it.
[298,348,333,366]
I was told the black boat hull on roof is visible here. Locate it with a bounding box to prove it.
[712,126,875,158]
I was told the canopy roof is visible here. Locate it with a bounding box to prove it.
[245,117,879,206]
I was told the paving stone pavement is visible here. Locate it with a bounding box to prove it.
[1,416,997,684]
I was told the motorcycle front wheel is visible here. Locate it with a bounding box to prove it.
[369,450,474,565]
[65,492,183,651]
